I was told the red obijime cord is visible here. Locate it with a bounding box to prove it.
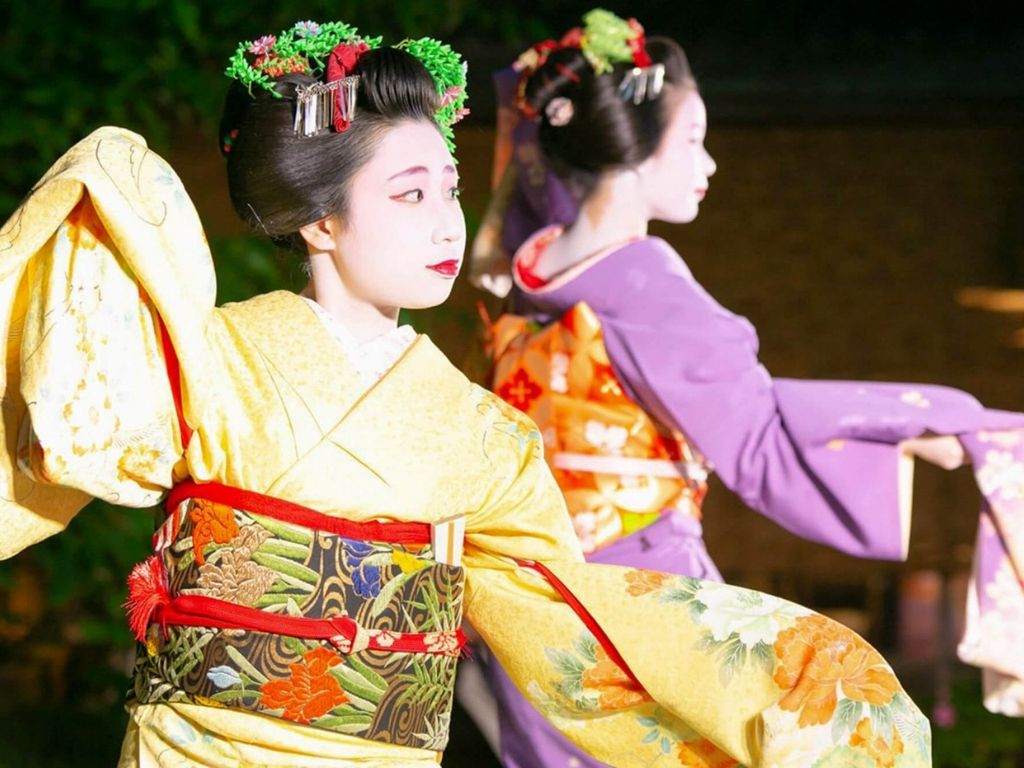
[517,558,645,690]
[156,313,192,451]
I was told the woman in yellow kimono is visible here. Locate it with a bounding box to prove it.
[0,19,931,768]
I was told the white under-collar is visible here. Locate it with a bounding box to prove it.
[301,297,416,386]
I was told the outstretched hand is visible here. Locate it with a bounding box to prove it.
[900,435,967,470]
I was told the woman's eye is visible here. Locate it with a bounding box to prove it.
[393,189,424,203]
[447,185,463,201]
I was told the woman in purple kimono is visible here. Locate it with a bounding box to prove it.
[468,9,1024,768]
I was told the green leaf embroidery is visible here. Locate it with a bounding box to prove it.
[225,645,268,684]
[257,538,312,561]
[573,632,598,664]
[248,513,312,546]
[890,693,930,757]
[370,571,417,617]
[331,662,386,704]
[718,637,747,687]
[832,697,864,743]
[869,703,894,740]
[346,655,388,692]
[250,551,319,583]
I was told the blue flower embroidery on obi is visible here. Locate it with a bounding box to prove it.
[352,563,382,598]
[343,539,382,598]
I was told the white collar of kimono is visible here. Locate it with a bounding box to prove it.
[301,296,417,386]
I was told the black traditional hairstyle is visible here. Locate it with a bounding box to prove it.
[219,47,439,253]
[521,37,696,198]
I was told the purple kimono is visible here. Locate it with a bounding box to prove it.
[471,69,1024,768]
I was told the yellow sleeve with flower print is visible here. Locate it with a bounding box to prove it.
[463,392,931,768]
[0,126,219,559]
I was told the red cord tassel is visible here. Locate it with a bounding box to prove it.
[124,555,170,643]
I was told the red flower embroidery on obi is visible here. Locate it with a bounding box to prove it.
[189,498,239,566]
[259,646,349,723]
[772,614,899,727]
[581,644,651,711]
[498,368,543,411]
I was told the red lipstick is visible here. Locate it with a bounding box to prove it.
[427,259,460,277]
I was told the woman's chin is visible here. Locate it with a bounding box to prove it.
[655,206,700,226]
[401,285,457,312]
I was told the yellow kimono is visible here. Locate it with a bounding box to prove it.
[0,128,932,767]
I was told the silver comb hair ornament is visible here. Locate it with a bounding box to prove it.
[293,76,360,137]
[618,63,665,105]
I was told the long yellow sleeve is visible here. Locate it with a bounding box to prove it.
[462,394,931,767]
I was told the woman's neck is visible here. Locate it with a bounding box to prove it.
[534,169,649,281]
[304,251,399,345]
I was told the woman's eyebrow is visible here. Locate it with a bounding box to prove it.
[386,164,458,180]
[387,165,429,181]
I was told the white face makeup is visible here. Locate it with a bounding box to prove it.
[317,120,466,316]
[639,90,717,224]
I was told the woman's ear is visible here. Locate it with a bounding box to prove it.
[298,216,340,254]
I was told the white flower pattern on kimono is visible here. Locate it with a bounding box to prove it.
[423,631,461,656]
[572,511,600,554]
[977,449,1024,503]
[63,372,120,455]
[987,557,1024,617]
[761,714,837,768]
[367,629,398,647]
[978,429,1024,449]
[550,352,569,393]
[899,390,931,409]
[695,583,807,647]
[583,420,628,453]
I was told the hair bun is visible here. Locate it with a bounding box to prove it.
[521,47,590,121]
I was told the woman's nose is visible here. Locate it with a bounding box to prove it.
[432,202,465,244]
[704,149,717,178]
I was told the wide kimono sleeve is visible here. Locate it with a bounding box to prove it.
[517,236,1024,716]
[0,126,218,559]
[461,390,931,767]
[522,237,1023,561]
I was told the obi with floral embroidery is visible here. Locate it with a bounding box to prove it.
[126,481,466,751]
[489,301,708,553]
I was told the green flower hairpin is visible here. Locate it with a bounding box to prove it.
[225,20,468,151]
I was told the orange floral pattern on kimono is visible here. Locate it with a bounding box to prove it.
[490,301,708,553]
[189,498,239,566]
[772,614,900,726]
[259,646,350,724]
[849,718,905,768]
[581,644,652,711]
[677,737,740,768]
[625,568,670,596]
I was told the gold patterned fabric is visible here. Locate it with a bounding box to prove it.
[490,302,707,553]
[133,490,464,751]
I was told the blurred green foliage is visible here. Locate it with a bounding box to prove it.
[927,677,1024,767]
[0,0,550,213]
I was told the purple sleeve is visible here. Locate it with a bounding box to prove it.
[525,238,1024,560]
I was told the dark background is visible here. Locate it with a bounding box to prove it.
[1,2,1023,766]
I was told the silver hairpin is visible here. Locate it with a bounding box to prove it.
[294,76,360,137]
[618,63,666,106]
